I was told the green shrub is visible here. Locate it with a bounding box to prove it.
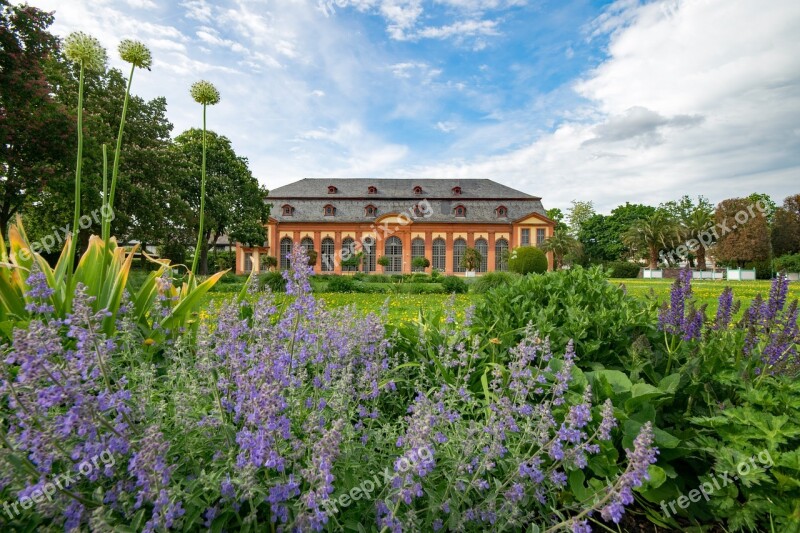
[508,246,548,275]
[441,275,468,294]
[430,269,442,280]
[775,253,800,272]
[259,271,286,292]
[366,274,391,283]
[472,271,520,294]
[603,260,641,279]
[473,266,653,365]
[410,273,434,283]
[390,274,404,282]
[326,276,358,293]
[211,251,236,271]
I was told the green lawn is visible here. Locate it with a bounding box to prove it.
[615,278,800,317]
[195,274,799,325]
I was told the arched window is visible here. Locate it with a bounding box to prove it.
[432,238,446,272]
[368,186,377,194]
[362,236,376,273]
[452,186,462,195]
[453,238,466,273]
[496,205,507,218]
[454,205,466,217]
[413,185,422,195]
[324,204,336,216]
[384,236,402,273]
[342,237,357,272]
[411,238,425,272]
[280,237,292,270]
[282,204,294,216]
[365,204,377,217]
[495,238,509,272]
[300,237,314,268]
[321,237,334,272]
[475,238,488,273]
[328,185,337,194]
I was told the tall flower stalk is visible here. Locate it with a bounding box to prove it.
[189,80,221,275]
[63,32,106,281]
[102,40,152,243]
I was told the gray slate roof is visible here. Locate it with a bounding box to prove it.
[267,179,548,224]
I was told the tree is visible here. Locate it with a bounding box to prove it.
[714,198,771,267]
[771,194,800,257]
[0,1,73,234]
[539,231,580,269]
[546,207,568,233]
[622,210,681,269]
[411,257,430,271]
[173,129,269,274]
[681,204,715,269]
[460,247,482,272]
[22,61,189,264]
[578,203,655,263]
[566,200,595,236]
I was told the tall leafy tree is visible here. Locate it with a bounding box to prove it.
[546,207,568,233]
[173,129,269,274]
[578,203,655,263]
[622,210,681,268]
[539,231,580,270]
[566,200,595,236]
[682,204,715,269]
[23,62,186,259]
[0,1,72,233]
[714,197,771,267]
[771,194,800,257]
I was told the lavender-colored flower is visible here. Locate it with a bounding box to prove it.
[658,268,705,341]
[601,422,658,524]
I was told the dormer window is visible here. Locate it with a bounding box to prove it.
[324,204,336,216]
[282,204,294,216]
[328,185,337,194]
[413,185,422,195]
[454,205,466,217]
[368,186,378,194]
[496,205,507,218]
[452,186,462,196]
[365,204,377,217]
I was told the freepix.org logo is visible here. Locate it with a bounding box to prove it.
[2,450,116,519]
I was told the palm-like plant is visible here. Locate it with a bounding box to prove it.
[539,231,580,269]
[681,205,715,270]
[622,210,681,268]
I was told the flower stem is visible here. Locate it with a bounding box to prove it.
[67,63,85,287]
[103,63,135,243]
[191,104,208,276]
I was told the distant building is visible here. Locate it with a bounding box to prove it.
[235,178,554,275]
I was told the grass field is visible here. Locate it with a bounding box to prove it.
[196,275,800,325]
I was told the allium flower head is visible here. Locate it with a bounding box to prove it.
[64,32,107,71]
[190,80,221,105]
[118,39,152,69]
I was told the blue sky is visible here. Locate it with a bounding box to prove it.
[20,0,800,213]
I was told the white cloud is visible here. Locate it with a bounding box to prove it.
[402,0,800,212]
[413,18,499,40]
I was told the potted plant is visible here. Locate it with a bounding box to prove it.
[261,255,278,272]
[460,247,482,277]
[411,256,430,272]
[377,255,391,273]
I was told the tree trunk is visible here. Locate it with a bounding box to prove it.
[200,230,212,275]
[648,246,659,269]
[696,245,707,270]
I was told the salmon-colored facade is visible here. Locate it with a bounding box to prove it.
[236,179,554,275]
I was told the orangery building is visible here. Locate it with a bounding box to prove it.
[235,178,555,275]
